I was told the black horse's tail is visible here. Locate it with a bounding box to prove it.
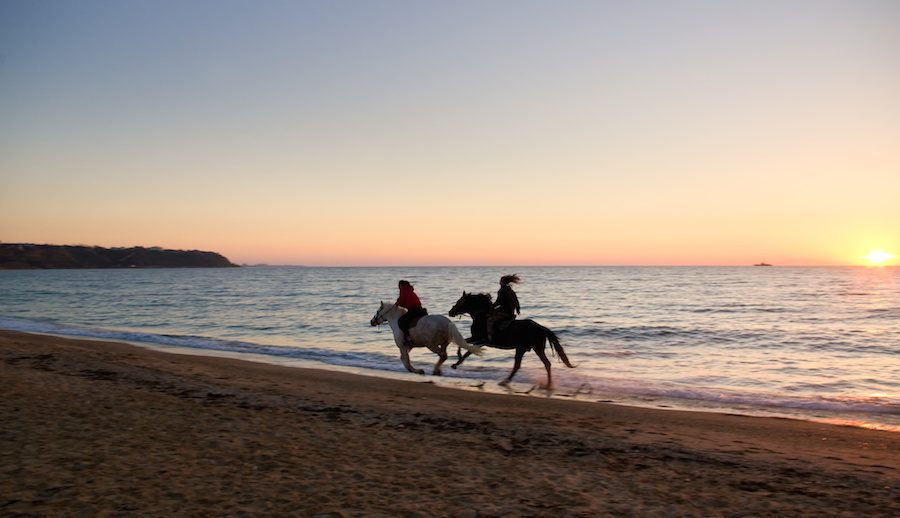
[544,327,575,368]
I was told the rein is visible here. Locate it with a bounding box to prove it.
[373,303,398,324]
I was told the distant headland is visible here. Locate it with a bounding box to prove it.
[0,244,239,269]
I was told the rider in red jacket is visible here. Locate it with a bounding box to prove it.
[396,280,427,346]
[396,281,422,311]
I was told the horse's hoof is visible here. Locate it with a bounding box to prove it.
[450,364,458,369]
[498,379,510,387]
[416,370,425,375]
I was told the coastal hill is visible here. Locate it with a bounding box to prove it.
[0,244,239,269]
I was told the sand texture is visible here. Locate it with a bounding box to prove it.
[1,330,898,516]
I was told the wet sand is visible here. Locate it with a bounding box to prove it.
[1,329,898,516]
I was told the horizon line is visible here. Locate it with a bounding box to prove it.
[239,263,893,268]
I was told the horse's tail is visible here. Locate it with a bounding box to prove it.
[544,327,575,368]
[450,321,484,356]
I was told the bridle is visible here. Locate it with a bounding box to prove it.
[449,296,469,318]
[455,294,491,315]
[371,303,397,326]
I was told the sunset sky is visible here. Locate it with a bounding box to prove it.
[2,1,898,266]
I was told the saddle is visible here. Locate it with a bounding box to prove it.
[403,307,429,332]
[481,310,515,344]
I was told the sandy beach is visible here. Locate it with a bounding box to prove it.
[1,330,897,516]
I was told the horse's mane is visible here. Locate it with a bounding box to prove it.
[466,292,493,309]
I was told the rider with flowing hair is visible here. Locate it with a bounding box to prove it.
[487,274,521,342]
[396,280,427,346]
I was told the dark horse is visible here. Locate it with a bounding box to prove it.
[448,292,575,386]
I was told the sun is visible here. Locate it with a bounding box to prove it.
[863,250,895,265]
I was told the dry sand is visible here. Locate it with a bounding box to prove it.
[1,330,898,516]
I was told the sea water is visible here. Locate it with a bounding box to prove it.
[1,266,897,430]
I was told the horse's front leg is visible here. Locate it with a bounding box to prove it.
[399,346,424,375]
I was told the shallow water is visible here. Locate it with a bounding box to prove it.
[1,266,898,430]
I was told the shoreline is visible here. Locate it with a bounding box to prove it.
[2,329,898,515]
[5,325,897,434]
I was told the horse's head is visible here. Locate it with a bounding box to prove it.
[370,301,397,327]
[448,291,493,317]
[448,291,468,317]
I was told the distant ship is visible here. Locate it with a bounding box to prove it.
[754,262,773,267]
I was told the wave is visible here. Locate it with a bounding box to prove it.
[561,325,770,346]
[553,373,900,416]
[683,306,792,314]
[0,315,515,382]
[0,316,396,372]
[2,315,897,427]
[866,307,900,319]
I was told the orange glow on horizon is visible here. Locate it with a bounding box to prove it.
[862,250,896,266]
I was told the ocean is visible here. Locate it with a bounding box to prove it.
[1,266,897,431]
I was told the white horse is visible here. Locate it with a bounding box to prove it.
[370,301,484,375]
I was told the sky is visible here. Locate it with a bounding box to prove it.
[1,0,898,266]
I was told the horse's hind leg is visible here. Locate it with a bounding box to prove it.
[534,344,553,388]
[433,344,449,376]
[499,347,526,386]
[451,350,472,369]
